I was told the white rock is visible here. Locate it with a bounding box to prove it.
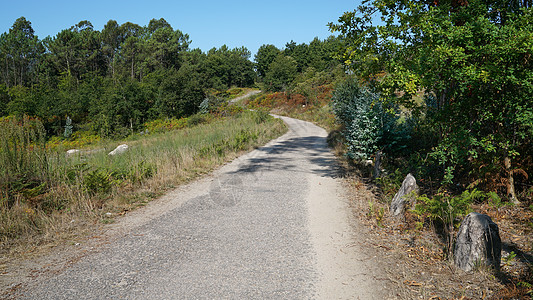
[66,149,81,156]
[108,144,129,156]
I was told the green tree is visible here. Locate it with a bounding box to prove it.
[254,44,281,79]
[204,45,255,89]
[120,22,144,80]
[142,19,189,72]
[0,17,43,87]
[101,20,123,79]
[264,55,298,92]
[330,0,533,202]
[284,40,309,72]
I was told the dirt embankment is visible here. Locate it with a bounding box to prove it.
[343,173,533,299]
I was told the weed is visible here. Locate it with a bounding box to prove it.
[376,169,405,200]
[368,201,385,227]
[0,115,48,209]
[503,251,517,267]
[414,189,483,257]
[233,129,256,150]
[376,207,385,227]
[487,191,506,208]
[83,168,114,195]
[251,110,270,124]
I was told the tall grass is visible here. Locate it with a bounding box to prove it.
[0,111,286,255]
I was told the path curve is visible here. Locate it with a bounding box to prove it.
[15,116,390,299]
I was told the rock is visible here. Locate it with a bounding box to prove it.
[390,173,418,217]
[454,212,501,272]
[66,149,81,156]
[108,144,129,156]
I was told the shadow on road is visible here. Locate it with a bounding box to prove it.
[230,135,342,179]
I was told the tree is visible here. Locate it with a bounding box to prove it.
[101,20,122,79]
[254,44,281,78]
[143,26,190,72]
[204,45,255,89]
[284,40,308,72]
[330,0,533,202]
[0,17,43,87]
[264,55,298,92]
[120,22,144,80]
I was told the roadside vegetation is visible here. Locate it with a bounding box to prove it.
[327,0,533,298]
[1,107,285,257]
[0,16,285,258]
[244,37,347,131]
[2,3,532,297]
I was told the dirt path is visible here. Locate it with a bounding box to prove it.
[229,89,261,104]
[4,116,393,299]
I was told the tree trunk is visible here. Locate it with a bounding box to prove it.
[373,150,382,179]
[131,55,135,80]
[504,155,520,205]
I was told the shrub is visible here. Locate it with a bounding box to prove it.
[83,168,114,195]
[414,189,485,257]
[331,78,405,161]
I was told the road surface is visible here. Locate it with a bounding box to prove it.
[16,116,389,299]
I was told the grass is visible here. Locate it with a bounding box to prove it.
[0,110,286,258]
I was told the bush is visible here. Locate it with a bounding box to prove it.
[414,189,485,256]
[331,78,405,161]
[83,168,114,195]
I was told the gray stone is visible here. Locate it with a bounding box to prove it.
[454,212,501,272]
[108,144,129,156]
[390,173,418,217]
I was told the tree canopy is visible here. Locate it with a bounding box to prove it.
[330,0,533,201]
[0,17,256,137]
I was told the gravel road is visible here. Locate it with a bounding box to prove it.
[16,116,390,299]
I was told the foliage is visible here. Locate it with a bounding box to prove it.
[256,37,343,93]
[254,44,281,79]
[83,168,114,195]
[1,110,286,248]
[331,77,409,161]
[143,117,188,133]
[414,189,484,256]
[330,0,533,201]
[263,55,298,92]
[0,18,258,139]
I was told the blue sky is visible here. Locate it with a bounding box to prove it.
[1,0,359,57]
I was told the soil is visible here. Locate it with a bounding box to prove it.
[343,171,533,299]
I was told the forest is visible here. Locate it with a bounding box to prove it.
[0,17,258,138]
[0,17,342,139]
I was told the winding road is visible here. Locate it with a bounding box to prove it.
[16,116,389,299]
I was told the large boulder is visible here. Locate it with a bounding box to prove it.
[454,212,501,272]
[108,144,129,156]
[390,173,418,217]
